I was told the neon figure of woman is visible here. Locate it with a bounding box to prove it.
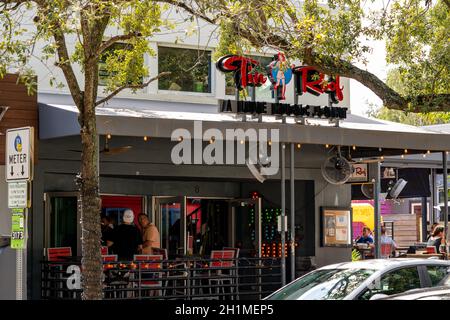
[273,52,289,100]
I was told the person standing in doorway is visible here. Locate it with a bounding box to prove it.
[101,216,115,247]
[138,213,161,254]
[107,209,142,260]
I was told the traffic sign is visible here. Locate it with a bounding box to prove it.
[5,127,34,182]
[8,181,29,208]
[11,209,26,249]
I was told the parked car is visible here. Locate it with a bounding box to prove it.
[375,286,450,300]
[264,259,450,300]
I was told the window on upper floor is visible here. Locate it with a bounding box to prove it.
[158,46,212,93]
[98,42,144,87]
[225,55,273,100]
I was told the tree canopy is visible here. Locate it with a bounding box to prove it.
[162,0,450,113]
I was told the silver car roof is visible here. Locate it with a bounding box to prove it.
[319,258,450,271]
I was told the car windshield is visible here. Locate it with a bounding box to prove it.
[266,268,376,300]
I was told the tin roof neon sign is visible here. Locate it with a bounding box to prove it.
[216,53,347,122]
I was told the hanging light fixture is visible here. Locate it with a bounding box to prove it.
[352,145,356,151]
[107,133,112,140]
[297,143,301,149]
[325,144,330,148]
[143,136,148,142]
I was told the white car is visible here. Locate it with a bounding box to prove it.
[264,259,450,300]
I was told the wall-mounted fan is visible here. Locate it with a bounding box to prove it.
[361,183,374,199]
[321,146,353,185]
[68,136,132,156]
[361,183,389,200]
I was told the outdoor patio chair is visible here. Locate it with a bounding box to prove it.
[101,255,123,299]
[151,247,168,259]
[45,247,72,299]
[208,250,237,300]
[380,243,394,259]
[133,254,163,298]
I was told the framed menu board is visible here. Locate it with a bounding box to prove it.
[321,207,352,247]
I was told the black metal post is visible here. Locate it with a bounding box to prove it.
[374,162,381,259]
[443,151,448,258]
[421,197,428,242]
[281,142,286,286]
[290,143,295,281]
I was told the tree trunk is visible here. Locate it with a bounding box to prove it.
[79,56,103,299]
[78,105,103,300]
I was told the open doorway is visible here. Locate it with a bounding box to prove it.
[153,196,261,259]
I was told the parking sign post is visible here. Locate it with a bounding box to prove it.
[6,127,34,300]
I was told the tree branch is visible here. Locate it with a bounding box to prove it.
[51,26,83,107]
[157,0,218,24]
[94,71,171,106]
[96,32,141,58]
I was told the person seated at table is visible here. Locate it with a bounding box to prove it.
[429,226,445,253]
[380,226,397,258]
[138,213,160,254]
[427,223,441,246]
[356,227,374,246]
[107,209,143,261]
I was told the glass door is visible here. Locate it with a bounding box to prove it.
[45,192,81,256]
[228,198,262,258]
[154,196,187,258]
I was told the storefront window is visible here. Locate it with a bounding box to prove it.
[158,46,212,93]
[225,55,273,100]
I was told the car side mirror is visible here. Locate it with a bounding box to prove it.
[369,293,389,300]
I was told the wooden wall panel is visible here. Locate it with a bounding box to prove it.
[0,74,38,165]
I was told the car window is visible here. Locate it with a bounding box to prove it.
[426,266,449,286]
[266,268,375,300]
[359,267,421,300]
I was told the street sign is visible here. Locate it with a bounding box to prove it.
[8,181,29,208]
[11,209,26,249]
[5,127,34,182]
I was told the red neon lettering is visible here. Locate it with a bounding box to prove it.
[219,56,266,89]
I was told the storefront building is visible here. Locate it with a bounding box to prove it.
[2,11,449,300]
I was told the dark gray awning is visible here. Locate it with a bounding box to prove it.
[38,102,450,152]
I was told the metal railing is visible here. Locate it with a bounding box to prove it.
[41,257,282,300]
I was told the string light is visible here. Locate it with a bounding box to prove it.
[209,136,215,144]
[325,144,330,148]
[423,153,427,158]
[401,154,405,159]
[380,155,384,160]
[379,147,382,152]
[106,133,112,140]
[297,143,301,149]
[178,136,183,142]
[240,140,244,144]
[268,140,272,146]
[143,136,148,142]
[404,149,408,154]
[352,145,356,150]
[427,150,431,154]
